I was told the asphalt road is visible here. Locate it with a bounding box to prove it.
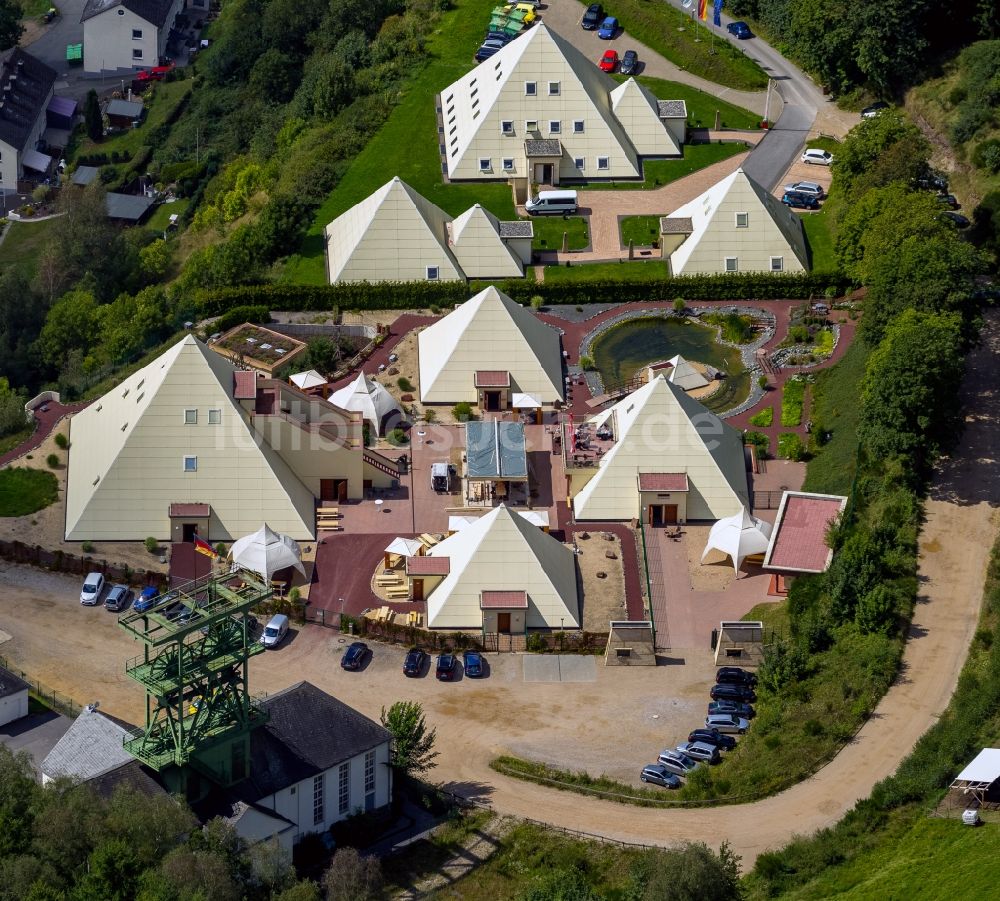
[659,1,828,189]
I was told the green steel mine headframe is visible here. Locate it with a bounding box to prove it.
[118,568,272,794]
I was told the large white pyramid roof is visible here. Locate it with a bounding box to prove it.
[701,506,773,573]
[575,375,748,521]
[449,204,523,279]
[666,168,808,276]
[65,336,315,541]
[323,177,463,283]
[418,286,563,404]
[329,371,402,437]
[424,505,579,629]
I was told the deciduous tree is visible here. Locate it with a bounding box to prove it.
[380,700,438,775]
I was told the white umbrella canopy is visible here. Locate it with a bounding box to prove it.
[700,507,773,574]
[384,537,423,557]
[231,524,306,582]
[329,371,402,437]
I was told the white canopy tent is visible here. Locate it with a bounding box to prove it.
[289,369,328,391]
[952,748,1000,796]
[448,514,481,534]
[384,536,423,557]
[231,524,306,582]
[701,507,773,574]
[329,371,402,437]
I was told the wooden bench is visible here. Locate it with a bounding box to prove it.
[316,507,340,517]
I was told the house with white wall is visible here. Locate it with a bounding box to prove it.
[0,49,57,192]
[81,0,184,74]
[0,665,29,728]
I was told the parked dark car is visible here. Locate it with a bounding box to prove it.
[134,586,160,613]
[463,650,484,677]
[620,49,638,75]
[782,191,820,210]
[104,585,133,613]
[937,193,960,209]
[861,101,889,119]
[710,683,757,703]
[916,172,948,192]
[341,641,370,671]
[436,653,457,680]
[475,42,504,62]
[485,30,516,44]
[708,699,756,719]
[727,21,753,39]
[716,666,757,687]
[940,211,970,228]
[688,728,737,751]
[403,647,427,677]
[582,3,603,29]
[640,764,681,788]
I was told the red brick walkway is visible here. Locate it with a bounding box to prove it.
[0,400,90,468]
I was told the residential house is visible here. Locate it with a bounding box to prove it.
[0,49,57,191]
[0,665,29,728]
[81,0,184,74]
[438,24,685,185]
[659,168,809,276]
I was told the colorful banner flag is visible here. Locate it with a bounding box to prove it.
[193,535,217,558]
[698,0,708,21]
[713,0,723,27]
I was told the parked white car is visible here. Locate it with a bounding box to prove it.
[80,572,105,606]
[801,148,834,166]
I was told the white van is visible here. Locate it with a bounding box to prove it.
[801,148,834,166]
[261,614,289,649]
[525,190,578,215]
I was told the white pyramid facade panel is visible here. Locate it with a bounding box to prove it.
[610,81,681,156]
[451,208,524,278]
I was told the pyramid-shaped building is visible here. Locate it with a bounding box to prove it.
[418,285,563,405]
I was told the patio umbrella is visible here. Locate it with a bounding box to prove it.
[700,507,773,575]
[231,524,306,582]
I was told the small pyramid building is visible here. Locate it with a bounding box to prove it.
[660,168,809,276]
[439,24,685,182]
[324,179,531,283]
[65,337,317,541]
[571,375,748,522]
[329,372,402,437]
[418,286,563,405]
[421,505,580,630]
[652,354,710,391]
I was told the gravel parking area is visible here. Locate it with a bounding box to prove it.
[0,563,716,787]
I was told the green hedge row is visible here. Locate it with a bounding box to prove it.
[195,272,850,315]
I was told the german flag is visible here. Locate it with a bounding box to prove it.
[193,535,217,558]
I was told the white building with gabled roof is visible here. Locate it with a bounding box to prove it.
[417,285,563,406]
[659,168,809,276]
[413,505,580,631]
[439,23,685,184]
[567,375,748,523]
[323,178,532,283]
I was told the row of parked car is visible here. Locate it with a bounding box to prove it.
[339,642,488,680]
[475,2,540,62]
[639,667,757,789]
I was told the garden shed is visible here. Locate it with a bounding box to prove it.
[0,665,29,727]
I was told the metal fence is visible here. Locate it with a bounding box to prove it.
[0,653,80,718]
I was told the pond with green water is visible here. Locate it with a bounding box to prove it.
[591,316,750,414]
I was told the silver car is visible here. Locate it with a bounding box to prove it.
[676,741,721,764]
[656,749,699,776]
[705,713,749,734]
[785,180,824,199]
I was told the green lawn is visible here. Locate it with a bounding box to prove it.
[803,338,869,496]
[145,199,190,232]
[632,76,760,130]
[20,0,52,17]
[283,0,516,285]
[0,468,58,516]
[612,0,768,90]
[531,215,589,251]
[619,215,661,247]
[748,406,773,427]
[804,135,842,156]
[780,377,807,426]
[801,207,837,272]
[0,217,60,280]
[0,425,34,459]
[583,141,747,191]
[541,260,670,283]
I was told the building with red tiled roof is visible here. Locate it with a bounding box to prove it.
[763,491,847,573]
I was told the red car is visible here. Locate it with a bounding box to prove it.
[137,63,175,82]
[599,49,618,72]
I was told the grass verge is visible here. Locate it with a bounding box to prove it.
[633,76,760,130]
[582,141,747,191]
[540,260,670,283]
[619,215,660,247]
[0,468,58,516]
[612,1,768,90]
[0,217,60,281]
[801,208,837,273]
[0,424,34,459]
[748,407,773,427]
[803,338,869,495]
[780,377,807,426]
[145,199,191,232]
[531,216,589,251]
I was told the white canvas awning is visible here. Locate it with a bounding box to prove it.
[517,510,549,528]
[22,148,52,172]
[290,369,327,391]
[384,537,423,557]
[953,749,1000,792]
[231,524,306,582]
[701,507,772,574]
[512,392,543,409]
[448,515,481,533]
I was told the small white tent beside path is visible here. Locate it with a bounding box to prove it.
[701,507,773,574]
[231,524,306,583]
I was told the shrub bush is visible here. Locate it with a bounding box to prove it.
[749,407,773,427]
[452,401,473,421]
[397,376,413,392]
[46,453,59,468]
[744,431,770,454]
[144,536,158,553]
[777,432,807,460]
